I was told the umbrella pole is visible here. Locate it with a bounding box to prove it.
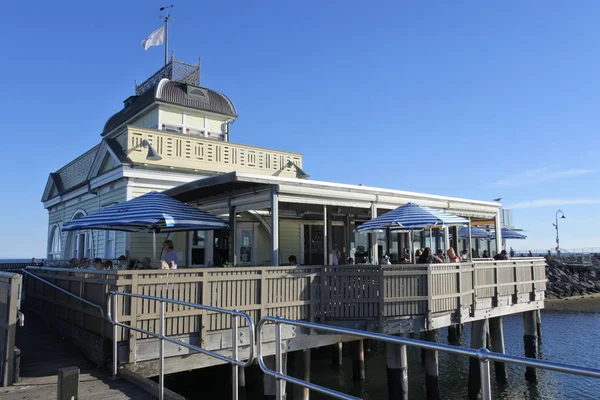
[412,230,416,265]
[468,219,473,261]
[429,228,433,251]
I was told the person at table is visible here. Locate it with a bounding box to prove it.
[141,257,152,269]
[92,258,103,270]
[447,248,460,263]
[288,255,298,265]
[418,248,434,264]
[433,249,445,263]
[117,255,128,269]
[494,250,508,261]
[482,250,489,258]
[162,240,178,269]
[104,260,114,270]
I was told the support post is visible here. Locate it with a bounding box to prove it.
[303,349,311,400]
[536,309,542,342]
[271,188,280,266]
[468,320,487,400]
[371,202,378,264]
[489,317,508,385]
[494,211,503,254]
[424,330,440,400]
[523,311,538,382]
[57,367,79,400]
[229,205,237,265]
[386,336,408,400]
[159,301,165,400]
[352,340,365,381]
[323,205,328,265]
[264,355,287,400]
[331,342,343,367]
[447,325,459,345]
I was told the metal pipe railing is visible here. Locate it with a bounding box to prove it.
[21,268,105,318]
[257,316,600,400]
[107,291,255,400]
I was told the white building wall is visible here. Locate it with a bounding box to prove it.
[131,107,159,129]
[159,105,229,138]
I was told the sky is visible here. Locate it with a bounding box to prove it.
[1,0,599,258]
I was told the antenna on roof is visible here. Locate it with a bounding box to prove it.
[159,5,174,66]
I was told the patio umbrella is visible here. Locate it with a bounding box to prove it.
[356,202,469,263]
[63,191,228,266]
[457,226,492,239]
[491,227,527,240]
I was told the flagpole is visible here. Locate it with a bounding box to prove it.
[160,5,173,66]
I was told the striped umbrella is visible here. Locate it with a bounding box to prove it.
[356,202,469,232]
[491,227,527,240]
[458,226,492,239]
[63,191,228,264]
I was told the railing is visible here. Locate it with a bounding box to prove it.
[21,268,105,318]
[257,316,600,400]
[0,272,22,387]
[126,126,303,178]
[135,57,200,96]
[107,292,254,400]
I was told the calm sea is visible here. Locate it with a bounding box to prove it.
[166,310,600,399]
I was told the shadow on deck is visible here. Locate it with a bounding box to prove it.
[0,312,154,400]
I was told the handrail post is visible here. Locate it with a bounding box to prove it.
[111,294,118,379]
[478,349,492,400]
[159,301,165,400]
[231,313,239,400]
[275,320,284,400]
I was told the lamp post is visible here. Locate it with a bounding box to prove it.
[553,209,566,257]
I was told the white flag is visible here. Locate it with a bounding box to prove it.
[141,26,165,50]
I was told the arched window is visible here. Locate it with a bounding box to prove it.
[48,225,61,260]
[70,210,92,259]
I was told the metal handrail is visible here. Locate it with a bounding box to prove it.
[21,267,104,318]
[257,316,600,400]
[107,291,255,400]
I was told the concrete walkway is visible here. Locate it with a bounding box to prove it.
[0,313,154,399]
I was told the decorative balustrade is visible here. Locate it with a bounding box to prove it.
[125,126,303,178]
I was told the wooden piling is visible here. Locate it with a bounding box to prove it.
[424,330,440,400]
[303,350,311,400]
[536,309,543,342]
[468,320,487,400]
[331,342,343,367]
[489,317,508,385]
[57,366,79,400]
[523,311,538,382]
[386,335,408,400]
[352,340,365,381]
[264,354,287,400]
[447,325,460,344]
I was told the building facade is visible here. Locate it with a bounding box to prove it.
[42,58,502,266]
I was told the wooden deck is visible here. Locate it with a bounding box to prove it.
[21,258,547,377]
[0,314,154,399]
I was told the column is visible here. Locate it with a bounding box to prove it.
[264,354,287,400]
[386,337,408,400]
[229,205,237,265]
[370,202,378,264]
[352,340,365,381]
[271,187,280,266]
[468,320,487,400]
[536,309,543,342]
[523,311,538,382]
[494,211,503,254]
[323,205,328,265]
[331,342,343,367]
[489,317,507,385]
[447,325,460,345]
[424,330,440,400]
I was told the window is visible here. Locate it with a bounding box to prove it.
[105,231,116,260]
[190,231,206,265]
[48,225,61,260]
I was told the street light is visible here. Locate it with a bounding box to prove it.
[552,209,566,257]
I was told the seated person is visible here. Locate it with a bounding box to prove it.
[141,257,152,269]
[288,255,298,265]
[117,255,128,268]
[494,250,508,261]
[92,258,103,270]
[104,260,114,270]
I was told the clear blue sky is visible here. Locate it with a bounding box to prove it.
[2,1,599,258]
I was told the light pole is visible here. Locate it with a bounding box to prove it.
[553,209,566,257]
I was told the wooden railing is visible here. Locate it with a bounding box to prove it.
[125,126,303,177]
[23,259,546,363]
[0,272,22,387]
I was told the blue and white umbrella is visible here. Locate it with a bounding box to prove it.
[491,227,527,240]
[356,202,469,232]
[458,226,492,239]
[63,191,228,264]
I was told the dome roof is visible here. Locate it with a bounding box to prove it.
[102,79,237,136]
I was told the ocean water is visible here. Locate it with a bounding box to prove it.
[166,310,600,399]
